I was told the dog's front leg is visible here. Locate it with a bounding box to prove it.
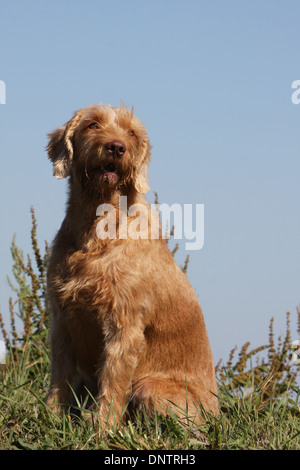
[95,314,145,427]
[46,314,77,415]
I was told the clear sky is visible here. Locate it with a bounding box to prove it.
[1,0,300,364]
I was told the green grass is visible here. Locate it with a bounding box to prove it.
[0,342,299,450]
[0,208,299,450]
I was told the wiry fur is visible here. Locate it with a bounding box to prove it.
[46,103,218,426]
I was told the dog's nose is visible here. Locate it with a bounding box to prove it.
[105,140,127,158]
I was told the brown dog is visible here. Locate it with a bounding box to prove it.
[45,104,218,426]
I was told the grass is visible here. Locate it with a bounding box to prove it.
[0,208,299,450]
[1,344,299,450]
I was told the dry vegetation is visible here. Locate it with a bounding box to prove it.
[0,208,299,450]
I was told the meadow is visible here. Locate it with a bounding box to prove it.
[0,208,299,450]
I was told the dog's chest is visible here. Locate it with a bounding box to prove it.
[52,246,138,317]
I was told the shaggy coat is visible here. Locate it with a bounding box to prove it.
[46,104,218,425]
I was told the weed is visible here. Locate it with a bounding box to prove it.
[0,208,299,450]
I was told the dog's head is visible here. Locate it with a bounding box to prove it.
[47,104,151,196]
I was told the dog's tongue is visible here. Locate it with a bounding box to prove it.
[103,171,118,183]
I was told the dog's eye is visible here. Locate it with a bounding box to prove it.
[88,122,100,129]
[128,129,136,137]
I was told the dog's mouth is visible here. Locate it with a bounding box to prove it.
[102,162,119,183]
[89,162,119,184]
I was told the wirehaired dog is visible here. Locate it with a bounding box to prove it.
[45,103,218,426]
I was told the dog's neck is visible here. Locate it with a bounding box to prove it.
[64,178,148,250]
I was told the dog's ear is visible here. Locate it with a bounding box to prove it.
[133,140,151,193]
[47,109,84,179]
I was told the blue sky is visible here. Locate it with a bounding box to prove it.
[1,0,300,364]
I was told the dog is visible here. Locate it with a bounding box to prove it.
[45,103,218,427]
